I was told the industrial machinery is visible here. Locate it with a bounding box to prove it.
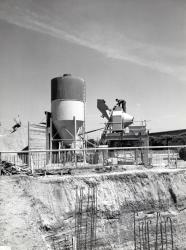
[46,74,86,149]
[97,99,149,147]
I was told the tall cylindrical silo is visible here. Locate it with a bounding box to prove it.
[51,74,85,146]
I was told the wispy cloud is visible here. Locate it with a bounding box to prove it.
[0,0,185,81]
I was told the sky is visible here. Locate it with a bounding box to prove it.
[0,0,186,137]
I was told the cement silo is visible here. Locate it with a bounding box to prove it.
[51,74,85,146]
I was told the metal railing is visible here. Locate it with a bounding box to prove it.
[0,145,186,175]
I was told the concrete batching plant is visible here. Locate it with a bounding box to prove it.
[97,99,149,147]
[45,74,148,154]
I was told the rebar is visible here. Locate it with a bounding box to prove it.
[146,219,151,250]
[155,212,160,250]
[167,216,174,250]
[154,212,174,250]
[134,213,152,250]
[134,212,137,250]
[134,211,175,250]
[75,185,98,250]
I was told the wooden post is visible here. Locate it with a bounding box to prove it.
[28,121,33,174]
[74,116,77,167]
[45,112,50,164]
[50,117,52,166]
[83,99,86,165]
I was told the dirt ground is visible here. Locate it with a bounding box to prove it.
[0,176,47,250]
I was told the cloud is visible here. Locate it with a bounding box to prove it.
[0,0,185,81]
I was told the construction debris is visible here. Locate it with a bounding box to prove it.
[0,160,31,175]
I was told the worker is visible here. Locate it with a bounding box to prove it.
[11,115,21,133]
[115,99,126,112]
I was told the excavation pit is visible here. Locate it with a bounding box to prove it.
[0,168,186,249]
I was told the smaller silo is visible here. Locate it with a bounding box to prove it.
[51,74,85,146]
